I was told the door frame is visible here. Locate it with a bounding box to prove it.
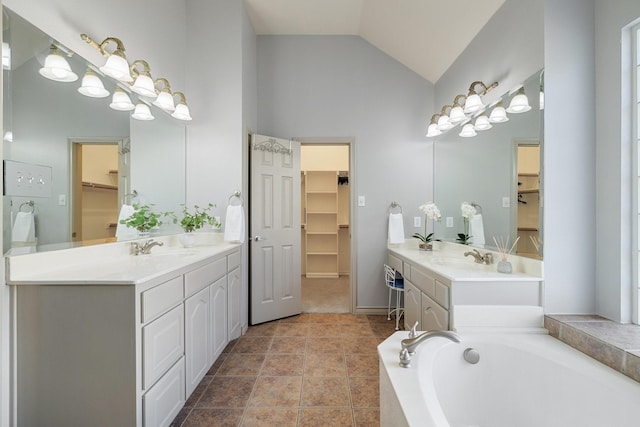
[296,137,357,313]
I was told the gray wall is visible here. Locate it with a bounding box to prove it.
[594,0,640,322]
[256,35,434,308]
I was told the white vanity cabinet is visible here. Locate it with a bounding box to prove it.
[10,244,242,427]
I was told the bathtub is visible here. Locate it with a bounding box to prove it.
[379,331,640,427]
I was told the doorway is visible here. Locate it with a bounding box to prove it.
[300,144,351,313]
[515,142,541,257]
[70,138,130,244]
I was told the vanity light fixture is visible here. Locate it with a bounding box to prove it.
[80,34,133,83]
[109,86,135,111]
[463,81,498,114]
[77,68,109,98]
[129,60,157,98]
[153,78,175,111]
[459,123,477,138]
[506,87,531,113]
[488,100,509,123]
[474,115,492,131]
[448,95,468,124]
[426,114,442,138]
[171,92,193,121]
[131,102,155,121]
[39,45,78,82]
[436,105,454,131]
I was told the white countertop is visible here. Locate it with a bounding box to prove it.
[388,240,543,282]
[6,233,242,285]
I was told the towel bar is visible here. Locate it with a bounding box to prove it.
[19,201,35,213]
[389,201,402,213]
[228,190,243,206]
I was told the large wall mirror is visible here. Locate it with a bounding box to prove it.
[433,69,543,259]
[2,6,186,255]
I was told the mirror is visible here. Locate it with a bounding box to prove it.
[2,6,186,254]
[433,69,543,259]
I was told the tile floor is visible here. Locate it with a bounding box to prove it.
[170,313,401,426]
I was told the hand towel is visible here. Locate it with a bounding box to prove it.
[388,213,405,244]
[115,204,138,241]
[12,211,36,243]
[224,205,245,242]
[469,213,485,246]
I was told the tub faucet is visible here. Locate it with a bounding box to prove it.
[398,330,461,368]
[131,239,164,255]
[464,249,493,265]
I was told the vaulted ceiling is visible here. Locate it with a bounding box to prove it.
[244,0,506,84]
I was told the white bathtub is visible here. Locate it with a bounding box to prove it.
[379,331,640,427]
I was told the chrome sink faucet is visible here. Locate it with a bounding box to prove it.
[398,330,461,368]
[464,248,493,265]
[131,239,164,255]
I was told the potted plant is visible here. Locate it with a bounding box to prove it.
[171,203,220,247]
[412,202,441,250]
[119,203,165,237]
[457,201,476,245]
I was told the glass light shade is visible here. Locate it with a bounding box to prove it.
[99,54,133,82]
[449,105,467,124]
[459,123,477,138]
[130,74,157,98]
[463,93,483,114]
[78,70,109,98]
[506,89,531,113]
[153,91,175,112]
[131,103,154,121]
[539,91,545,110]
[171,103,192,121]
[474,115,492,131]
[426,123,441,138]
[488,103,509,123]
[39,50,78,82]
[109,88,135,111]
[436,114,453,131]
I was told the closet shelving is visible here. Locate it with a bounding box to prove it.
[304,171,339,278]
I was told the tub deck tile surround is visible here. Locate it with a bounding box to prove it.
[171,313,398,426]
[545,315,640,383]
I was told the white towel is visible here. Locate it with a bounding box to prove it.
[115,204,138,241]
[388,213,405,244]
[224,205,245,242]
[469,213,485,245]
[12,211,36,243]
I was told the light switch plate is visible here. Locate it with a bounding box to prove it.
[502,196,510,208]
[4,160,52,197]
[446,217,454,227]
[358,196,365,207]
[414,216,421,227]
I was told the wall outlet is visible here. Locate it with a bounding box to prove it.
[502,196,510,208]
[446,217,454,227]
[413,216,421,228]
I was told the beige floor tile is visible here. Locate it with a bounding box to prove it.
[184,375,213,408]
[353,408,380,427]
[248,376,302,407]
[301,377,350,407]
[196,376,256,408]
[304,353,347,377]
[342,336,381,354]
[306,313,341,323]
[345,353,379,377]
[298,408,354,426]
[349,377,379,408]
[217,353,266,376]
[341,324,376,337]
[181,408,244,427]
[232,336,273,353]
[244,322,279,336]
[275,323,310,336]
[307,323,342,337]
[269,336,307,353]
[337,314,369,324]
[306,337,344,354]
[261,354,305,376]
[279,313,313,323]
[207,353,227,375]
[241,408,298,427]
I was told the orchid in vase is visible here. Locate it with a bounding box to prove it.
[457,202,476,245]
[413,202,441,250]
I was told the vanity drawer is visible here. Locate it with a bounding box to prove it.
[143,357,185,427]
[387,253,403,275]
[141,276,184,323]
[403,262,411,281]
[228,250,241,271]
[143,305,184,390]
[184,257,226,296]
[410,266,435,297]
[434,280,450,308]
[421,293,449,331]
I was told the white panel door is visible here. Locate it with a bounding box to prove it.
[250,134,301,325]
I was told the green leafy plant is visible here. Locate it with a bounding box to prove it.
[456,202,476,245]
[119,203,166,233]
[412,202,441,244]
[171,203,220,233]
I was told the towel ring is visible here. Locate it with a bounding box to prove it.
[228,190,243,206]
[389,201,402,214]
[122,190,138,205]
[19,201,35,213]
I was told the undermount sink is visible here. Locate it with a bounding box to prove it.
[143,249,197,259]
[429,257,487,270]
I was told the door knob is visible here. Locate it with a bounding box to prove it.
[253,235,266,241]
